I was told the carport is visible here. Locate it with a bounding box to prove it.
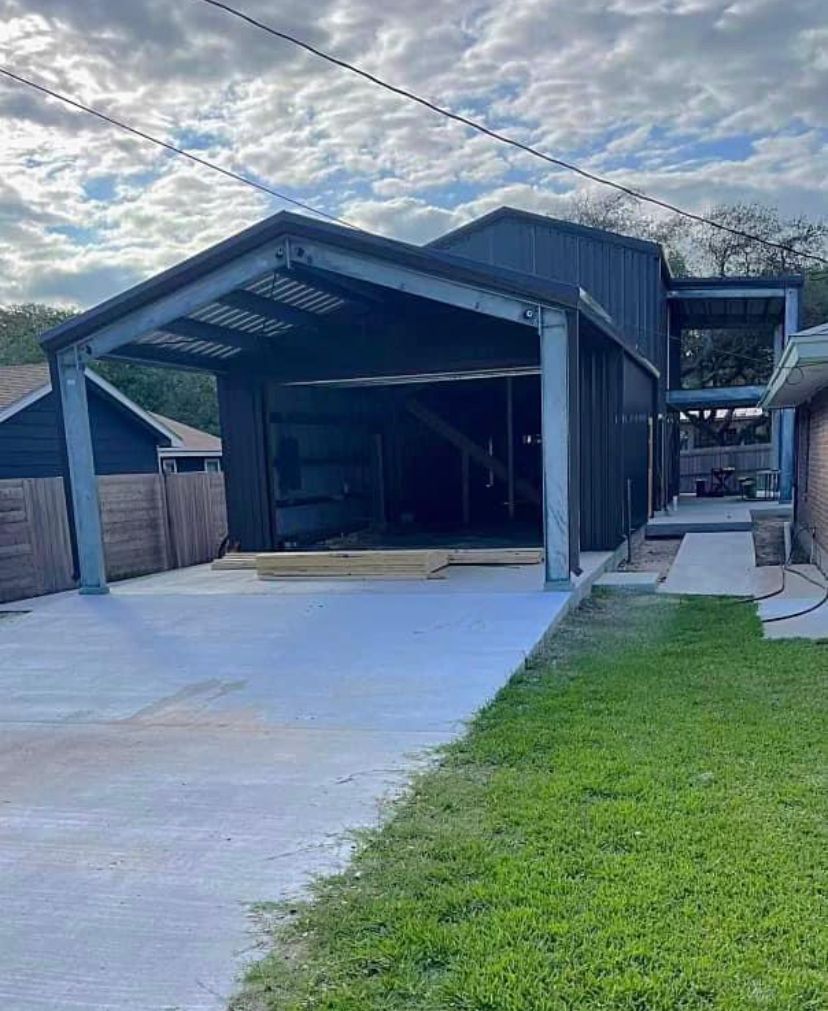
[40,212,646,592]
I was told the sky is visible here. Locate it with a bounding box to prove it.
[1,0,826,308]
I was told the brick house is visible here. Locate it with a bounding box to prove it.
[760,321,828,566]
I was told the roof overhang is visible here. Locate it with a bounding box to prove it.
[37,210,650,386]
[38,212,579,379]
[759,324,828,409]
[668,276,801,331]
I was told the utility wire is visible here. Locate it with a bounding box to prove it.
[194,0,828,268]
[0,66,356,229]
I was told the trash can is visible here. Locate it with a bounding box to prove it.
[695,479,706,497]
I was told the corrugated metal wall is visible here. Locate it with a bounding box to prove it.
[579,335,623,550]
[267,384,377,545]
[622,356,654,531]
[434,212,667,375]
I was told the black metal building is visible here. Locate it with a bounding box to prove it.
[37,206,799,594]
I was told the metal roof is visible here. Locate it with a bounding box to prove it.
[39,212,583,360]
[759,322,828,409]
[430,205,667,259]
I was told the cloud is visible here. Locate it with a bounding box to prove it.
[0,0,825,306]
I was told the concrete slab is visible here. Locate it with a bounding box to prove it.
[0,556,612,1010]
[758,565,828,639]
[659,531,757,596]
[647,496,791,538]
[595,571,660,593]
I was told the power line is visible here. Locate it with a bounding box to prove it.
[0,66,356,229]
[194,0,828,269]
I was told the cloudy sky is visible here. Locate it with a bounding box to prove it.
[1,0,826,307]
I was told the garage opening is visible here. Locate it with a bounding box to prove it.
[262,374,544,552]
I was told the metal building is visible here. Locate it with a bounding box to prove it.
[38,207,800,594]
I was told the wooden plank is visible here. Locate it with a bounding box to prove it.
[211,552,257,570]
[446,548,544,565]
[256,549,449,580]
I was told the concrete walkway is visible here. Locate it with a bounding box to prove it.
[758,565,828,638]
[647,496,790,537]
[657,530,828,639]
[0,558,608,1010]
[659,531,758,596]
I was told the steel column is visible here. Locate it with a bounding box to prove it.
[540,307,571,588]
[55,348,108,594]
[779,287,800,503]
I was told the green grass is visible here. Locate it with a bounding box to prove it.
[234,596,827,1011]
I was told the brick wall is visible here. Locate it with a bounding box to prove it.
[796,388,828,567]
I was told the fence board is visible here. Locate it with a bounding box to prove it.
[679,445,774,493]
[99,474,170,580]
[164,472,228,568]
[0,471,228,603]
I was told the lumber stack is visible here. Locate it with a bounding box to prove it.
[211,552,257,570]
[255,549,450,580]
[446,547,543,565]
[212,546,545,577]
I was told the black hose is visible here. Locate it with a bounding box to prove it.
[761,559,828,625]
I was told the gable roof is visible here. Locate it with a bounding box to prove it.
[38,210,587,359]
[0,363,52,419]
[430,205,668,260]
[0,363,216,449]
[150,412,221,454]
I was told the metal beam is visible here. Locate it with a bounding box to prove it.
[55,348,108,594]
[104,345,237,373]
[666,385,767,409]
[291,240,540,327]
[288,263,384,308]
[539,306,571,588]
[216,290,324,330]
[82,239,291,358]
[162,317,268,355]
[668,288,788,300]
[286,365,540,388]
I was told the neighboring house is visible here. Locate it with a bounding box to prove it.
[38,208,800,593]
[151,413,222,474]
[760,321,828,567]
[0,362,220,478]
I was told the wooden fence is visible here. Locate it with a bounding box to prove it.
[0,472,227,604]
[679,445,774,494]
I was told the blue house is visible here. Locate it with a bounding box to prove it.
[0,363,220,479]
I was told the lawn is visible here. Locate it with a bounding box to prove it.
[235,595,827,1011]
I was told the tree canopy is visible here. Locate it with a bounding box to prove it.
[0,303,219,435]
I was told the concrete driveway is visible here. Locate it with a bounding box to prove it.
[0,563,578,1010]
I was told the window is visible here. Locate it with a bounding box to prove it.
[161,458,177,474]
[204,458,221,473]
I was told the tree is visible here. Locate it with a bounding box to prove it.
[803,268,828,329]
[0,304,75,365]
[561,191,689,275]
[0,303,220,434]
[685,202,828,277]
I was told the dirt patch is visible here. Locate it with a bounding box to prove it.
[617,537,682,579]
[752,515,786,566]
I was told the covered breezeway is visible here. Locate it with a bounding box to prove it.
[40,212,657,592]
